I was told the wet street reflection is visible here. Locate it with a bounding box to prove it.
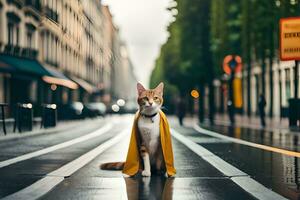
[202,140,300,200]
[204,124,300,152]
[124,176,174,200]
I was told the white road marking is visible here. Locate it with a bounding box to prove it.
[194,123,300,158]
[187,136,231,144]
[0,123,113,169]
[171,128,288,200]
[2,128,130,200]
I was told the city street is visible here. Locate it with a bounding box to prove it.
[0,115,297,200]
[0,0,299,199]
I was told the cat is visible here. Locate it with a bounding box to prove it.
[100,82,176,177]
[135,82,165,177]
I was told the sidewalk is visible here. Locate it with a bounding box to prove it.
[0,118,104,141]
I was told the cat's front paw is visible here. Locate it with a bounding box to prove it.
[164,172,175,178]
[122,173,131,178]
[142,170,151,177]
[164,172,168,178]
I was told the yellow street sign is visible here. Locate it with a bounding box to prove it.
[233,78,243,108]
[280,17,300,61]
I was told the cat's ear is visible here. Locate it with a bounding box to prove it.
[154,82,164,96]
[137,82,146,96]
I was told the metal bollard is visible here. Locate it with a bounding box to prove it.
[14,103,33,133]
[41,104,57,128]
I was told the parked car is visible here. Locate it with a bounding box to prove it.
[57,102,84,120]
[123,101,138,113]
[83,102,106,118]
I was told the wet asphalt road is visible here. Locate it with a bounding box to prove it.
[197,123,300,200]
[202,124,300,152]
[0,116,130,198]
[0,115,296,199]
[42,125,255,200]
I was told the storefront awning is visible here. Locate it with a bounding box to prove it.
[70,76,97,94]
[0,54,78,90]
[0,54,49,76]
[0,60,15,73]
[42,67,78,90]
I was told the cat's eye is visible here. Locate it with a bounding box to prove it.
[154,97,159,100]
[143,97,148,101]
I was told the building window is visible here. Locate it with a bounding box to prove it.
[7,22,20,46]
[7,23,13,45]
[27,31,33,48]
[26,24,36,49]
[16,26,19,44]
[6,12,20,46]
[46,32,49,62]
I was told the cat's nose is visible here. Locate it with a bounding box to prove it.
[149,102,153,106]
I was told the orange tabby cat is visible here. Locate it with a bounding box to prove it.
[100,82,176,177]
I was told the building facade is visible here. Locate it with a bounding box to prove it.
[0,0,137,116]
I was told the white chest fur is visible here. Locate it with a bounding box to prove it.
[138,114,160,156]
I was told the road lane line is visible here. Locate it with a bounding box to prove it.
[194,123,300,158]
[171,128,288,200]
[2,128,130,200]
[0,123,113,169]
[187,136,231,144]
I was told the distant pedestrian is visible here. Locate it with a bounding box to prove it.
[258,94,266,127]
[227,100,235,125]
[176,97,186,126]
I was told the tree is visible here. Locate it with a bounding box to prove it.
[150,0,300,120]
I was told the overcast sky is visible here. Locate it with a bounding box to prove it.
[102,0,173,88]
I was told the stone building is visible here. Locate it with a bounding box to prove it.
[0,0,137,116]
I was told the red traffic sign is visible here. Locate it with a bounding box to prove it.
[223,55,242,75]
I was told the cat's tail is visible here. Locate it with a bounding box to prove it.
[100,162,125,170]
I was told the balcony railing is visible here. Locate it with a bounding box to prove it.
[4,44,20,55]
[21,48,38,59]
[4,44,38,59]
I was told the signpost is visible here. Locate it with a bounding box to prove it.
[223,55,242,125]
[280,17,300,127]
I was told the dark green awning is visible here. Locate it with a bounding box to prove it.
[0,60,15,73]
[0,54,49,76]
[0,54,78,89]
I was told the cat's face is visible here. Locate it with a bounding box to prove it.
[137,82,164,115]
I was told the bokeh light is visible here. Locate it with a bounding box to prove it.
[112,104,120,112]
[191,89,199,99]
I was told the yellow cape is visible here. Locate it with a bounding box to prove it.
[122,110,176,176]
